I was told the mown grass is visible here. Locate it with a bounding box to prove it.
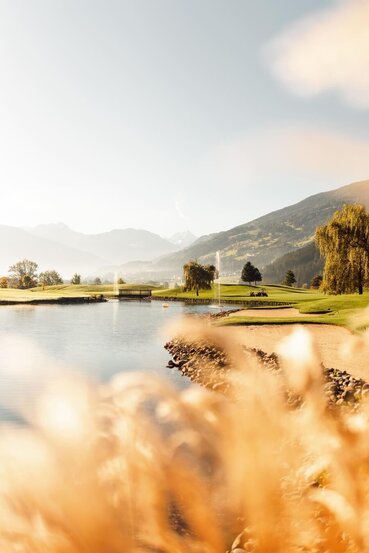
[0,283,158,302]
[153,283,322,303]
[218,313,347,327]
[221,293,369,329]
[153,284,369,329]
[1,283,369,329]
[0,288,68,301]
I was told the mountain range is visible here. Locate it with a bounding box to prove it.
[1,179,368,280]
[0,224,196,277]
[139,179,369,277]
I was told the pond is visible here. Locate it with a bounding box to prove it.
[0,300,234,421]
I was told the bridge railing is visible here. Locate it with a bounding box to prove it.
[117,289,152,297]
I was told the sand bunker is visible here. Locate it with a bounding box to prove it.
[233,308,314,318]
[225,324,369,382]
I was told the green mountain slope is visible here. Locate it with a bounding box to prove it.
[154,180,369,273]
[262,242,323,287]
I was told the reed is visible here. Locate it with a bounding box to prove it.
[0,321,369,552]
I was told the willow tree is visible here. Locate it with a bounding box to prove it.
[315,204,369,294]
[183,260,216,296]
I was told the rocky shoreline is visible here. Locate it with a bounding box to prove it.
[165,338,369,408]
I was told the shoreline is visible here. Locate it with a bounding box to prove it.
[0,292,291,308]
[151,295,292,307]
[166,322,369,382]
[165,325,369,406]
[0,295,107,306]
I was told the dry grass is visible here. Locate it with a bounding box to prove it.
[1,321,369,552]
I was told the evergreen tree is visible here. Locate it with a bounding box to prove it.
[310,274,323,289]
[315,204,369,295]
[283,270,296,287]
[262,242,323,288]
[253,268,262,285]
[241,261,256,285]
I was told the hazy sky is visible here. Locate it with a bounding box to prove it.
[1,0,369,237]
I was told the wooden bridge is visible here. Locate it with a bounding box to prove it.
[117,289,152,299]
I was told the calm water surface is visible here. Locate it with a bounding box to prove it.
[0,301,231,419]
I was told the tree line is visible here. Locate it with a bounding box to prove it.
[261,242,324,288]
[0,260,103,289]
[2,203,366,295]
[0,260,65,289]
[240,204,369,295]
[182,257,299,295]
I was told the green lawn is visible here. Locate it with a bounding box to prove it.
[153,283,322,303]
[30,283,157,297]
[0,288,70,301]
[1,283,369,330]
[0,283,158,302]
[153,284,369,330]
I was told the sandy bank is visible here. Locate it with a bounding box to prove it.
[232,307,314,318]
[224,324,369,382]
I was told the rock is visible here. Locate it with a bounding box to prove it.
[165,338,369,408]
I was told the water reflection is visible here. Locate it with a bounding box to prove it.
[0,301,236,420]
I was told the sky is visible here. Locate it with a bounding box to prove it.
[1,0,369,237]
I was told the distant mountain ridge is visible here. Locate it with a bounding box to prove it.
[27,223,181,264]
[0,225,105,276]
[0,224,196,277]
[167,231,197,248]
[2,180,368,280]
[147,180,369,274]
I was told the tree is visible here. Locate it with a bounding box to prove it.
[241,261,257,285]
[71,273,81,285]
[8,259,38,289]
[310,274,323,289]
[183,260,216,296]
[315,204,369,295]
[253,268,262,285]
[0,277,8,288]
[117,278,125,285]
[283,270,296,287]
[39,270,63,287]
[93,277,102,285]
[262,242,323,289]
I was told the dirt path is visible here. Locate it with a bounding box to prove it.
[224,324,369,382]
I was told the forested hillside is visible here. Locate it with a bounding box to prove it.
[152,180,369,273]
[262,242,323,287]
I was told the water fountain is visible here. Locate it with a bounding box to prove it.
[216,250,221,307]
[210,250,222,309]
[113,272,120,297]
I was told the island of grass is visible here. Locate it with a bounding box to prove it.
[153,283,369,330]
[0,283,157,305]
[1,282,368,330]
